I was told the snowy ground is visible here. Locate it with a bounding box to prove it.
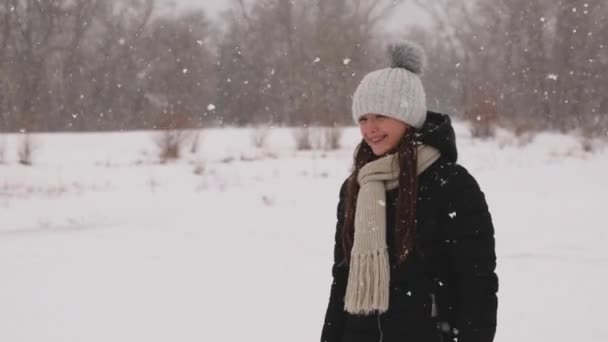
[0,124,607,342]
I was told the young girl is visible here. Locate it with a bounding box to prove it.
[321,42,498,342]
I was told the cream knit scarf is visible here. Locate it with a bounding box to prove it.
[344,145,441,315]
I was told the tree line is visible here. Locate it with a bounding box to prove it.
[1,0,606,136]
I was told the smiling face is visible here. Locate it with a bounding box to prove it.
[358,114,409,156]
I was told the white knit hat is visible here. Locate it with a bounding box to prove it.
[352,42,427,129]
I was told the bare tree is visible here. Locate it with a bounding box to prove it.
[217,0,403,126]
[142,10,216,128]
[6,0,67,131]
[85,0,155,130]
[408,0,608,136]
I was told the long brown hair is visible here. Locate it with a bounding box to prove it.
[342,131,419,266]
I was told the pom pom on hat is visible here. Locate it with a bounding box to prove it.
[387,41,425,74]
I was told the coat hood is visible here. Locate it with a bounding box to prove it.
[418,111,458,163]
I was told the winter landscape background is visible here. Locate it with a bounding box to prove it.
[1,124,607,341]
[1,0,608,341]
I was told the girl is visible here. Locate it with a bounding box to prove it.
[321,42,498,342]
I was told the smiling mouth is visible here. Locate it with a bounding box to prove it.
[369,136,386,144]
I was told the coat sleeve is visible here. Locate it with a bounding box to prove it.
[440,166,499,342]
[320,180,349,342]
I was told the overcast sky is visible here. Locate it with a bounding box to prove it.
[172,0,228,15]
[167,0,430,33]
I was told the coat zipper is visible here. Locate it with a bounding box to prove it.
[377,314,384,342]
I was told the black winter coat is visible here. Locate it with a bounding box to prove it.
[321,112,498,342]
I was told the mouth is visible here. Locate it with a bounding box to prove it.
[368,136,386,144]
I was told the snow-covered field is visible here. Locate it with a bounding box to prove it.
[0,123,607,342]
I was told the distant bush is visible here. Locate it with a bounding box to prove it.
[292,126,313,151]
[463,85,498,139]
[18,134,34,165]
[190,131,202,154]
[152,113,197,162]
[192,159,206,175]
[0,137,5,164]
[322,126,343,150]
[154,130,192,162]
[251,125,270,149]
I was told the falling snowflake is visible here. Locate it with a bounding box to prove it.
[547,74,559,80]
[207,104,216,111]
[196,40,203,46]
[343,58,351,65]
[449,211,457,219]
[118,38,126,45]
[182,68,188,74]
[377,200,386,207]
[313,57,320,63]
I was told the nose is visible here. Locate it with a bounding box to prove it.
[364,117,378,134]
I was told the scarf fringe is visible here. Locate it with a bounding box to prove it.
[344,248,390,315]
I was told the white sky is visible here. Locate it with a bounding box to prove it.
[168,0,430,32]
